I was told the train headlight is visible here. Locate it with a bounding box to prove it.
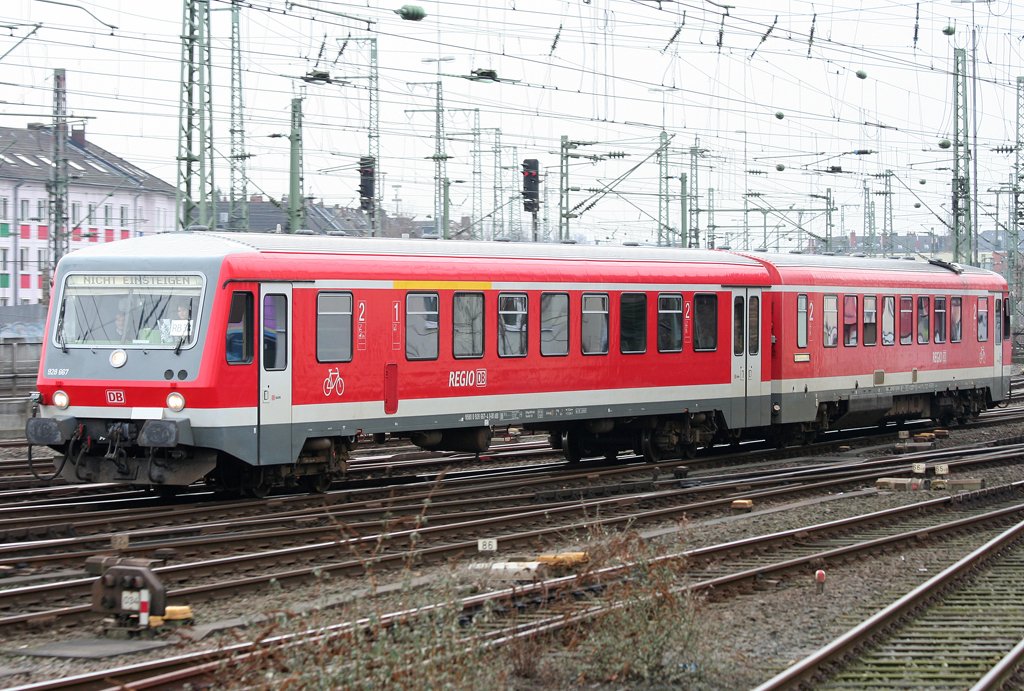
[53,390,70,410]
[166,392,186,412]
[109,349,128,368]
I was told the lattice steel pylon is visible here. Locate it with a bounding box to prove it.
[227,0,249,230]
[46,68,69,304]
[952,47,972,264]
[657,131,669,246]
[49,68,69,263]
[1012,76,1024,340]
[688,140,702,247]
[177,0,215,230]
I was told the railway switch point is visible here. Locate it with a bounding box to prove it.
[731,499,754,512]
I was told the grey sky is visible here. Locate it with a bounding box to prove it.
[1,0,1021,246]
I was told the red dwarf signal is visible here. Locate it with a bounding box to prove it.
[521,159,539,213]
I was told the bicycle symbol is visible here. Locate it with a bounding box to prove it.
[322,368,345,397]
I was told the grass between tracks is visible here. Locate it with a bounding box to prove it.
[208,494,742,690]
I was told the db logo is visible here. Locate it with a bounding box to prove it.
[105,390,126,405]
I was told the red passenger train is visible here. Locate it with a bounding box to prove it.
[26,233,1011,495]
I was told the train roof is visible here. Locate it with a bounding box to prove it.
[66,231,763,265]
[58,232,1005,290]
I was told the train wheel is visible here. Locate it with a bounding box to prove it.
[244,482,271,499]
[561,430,583,464]
[156,486,180,500]
[640,429,662,464]
[300,474,332,493]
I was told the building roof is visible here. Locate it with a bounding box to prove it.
[0,124,174,195]
[216,198,371,235]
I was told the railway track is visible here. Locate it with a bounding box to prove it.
[16,481,1024,690]
[2,435,1024,633]
[756,517,1024,690]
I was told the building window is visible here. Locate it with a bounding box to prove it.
[0,197,7,220]
[36,200,45,222]
[19,248,26,271]
[71,202,81,225]
[19,199,28,221]
[87,203,96,225]
[120,205,128,228]
[104,204,112,227]
[37,249,46,274]
[1,249,7,271]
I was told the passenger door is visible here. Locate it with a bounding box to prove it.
[258,284,293,464]
[731,288,767,429]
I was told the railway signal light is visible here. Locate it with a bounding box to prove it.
[521,158,539,213]
[358,155,375,212]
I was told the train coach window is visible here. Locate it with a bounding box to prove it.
[863,296,877,346]
[996,298,1003,342]
[540,293,569,356]
[822,295,838,348]
[733,297,744,356]
[977,297,989,342]
[882,296,896,345]
[748,296,759,355]
[950,297,963,342]
[406,293,439,360]
[581,294,609,355]
[453,293,484,358]
[1004,298,1011,341]
[693,294,718,351]
[658,294,683,353]
[934,297,947,344]
[796,294,808,348]
[899,296,913,345]
[620,293,647,354]
[316,292,353,362]
[263,294,288,371]
[498,293,528,357]
[226,291,253,364]
[917,297,930,344]
[843,295,858,346]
